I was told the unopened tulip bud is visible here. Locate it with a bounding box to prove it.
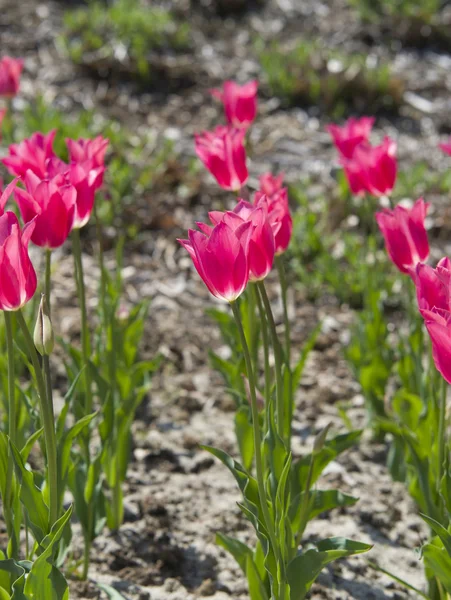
[313,423,331,455]
[34,294,54,356]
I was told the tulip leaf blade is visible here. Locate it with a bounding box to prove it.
[9,441,49,545]
[287,538,372,599]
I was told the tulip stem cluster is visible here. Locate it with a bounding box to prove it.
[230,301,281,576]
[16,309,59,526]
[4,312,17,556]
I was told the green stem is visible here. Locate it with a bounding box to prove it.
[275,256,290,367]
[295,453,315,547]
[437,378,447,496]
[255,285,271,410]
[72,228,95,580]
[257,283,285,442]
[4,311,17,556]
[45,250,51,316]
[72,229,93,417]
[231,301,281,597]
[17,309,58,526]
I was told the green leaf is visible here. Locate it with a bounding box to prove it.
[246,554,269,600]
[291,430,362,498]
[290,489,359,530]
[20,429,44,463]
[97,583,128,599]
[201,446,260,508]
[235,406,254,472]
[216,533,252,574]
[24,507,72,600]
[287,538,372,599]
[0,433,9,502]
[10,442,49,544]
[423,539,451,594]
[0,560,26,597]
[420,514,451,558]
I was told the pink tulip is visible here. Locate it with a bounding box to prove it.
[178,220,252,302]
[376,198,429,276]
[47,156,104,229]
[195,125,248,191]
[420,308,451,384]
[327,117,374,159]
[211,80,258,129]
[208,200,275,281]
[0,57,24,97]
[259,172,285,198]
[342,137,397,197]
[2,130,57,179]
[255,189,292,255]
[416,258,451,312]
[66,135,109,169]
[439,140,451,156]
[14,171,76,249]
[0,211,37,311]
[66,135,109,188]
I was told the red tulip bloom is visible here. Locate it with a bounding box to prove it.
[255,189,292,255]
[327,117,374,159]
[47,156,104,229]
[416,258,451,312]
[259,172,284,198]
[66,135,109,188]
[439,140,451,156]
[0,57,24,97]
[0,211,37,311]
[195,125,248,191]
[2,130,57,179]
[211,80,258,129]
[208,200,276,281]
[420,308,451,384]
[178,220,252,302]
[342,137,397,197]
[14,171,76,249]
[376,198,429,276]
[66,135,109,169]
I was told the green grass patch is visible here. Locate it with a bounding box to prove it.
[259,39,404,117]
[62,0,191,80]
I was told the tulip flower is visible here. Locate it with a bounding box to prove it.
[66,135,109,188]
[66,135,109,169]
[211,80,258,129]
[14,170,76,248]
[376,198,429,276]
[0,211,37,311]
[439,140,451,156]
[255,189,292,255]
[2,130,57,179]
[208,200,276,281]
[420,308,451,384]
[327,117,374,159]
[416,258,451,312]
[342,137,397,197]
[0,56,24,97]
[259,172,284,198]
[195,125,248,191]
[47,156,104,229]
[178,220,252,302]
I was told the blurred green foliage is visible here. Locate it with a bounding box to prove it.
[348,0,440,23]
[62,0,191,79]
[259,40,403,117]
